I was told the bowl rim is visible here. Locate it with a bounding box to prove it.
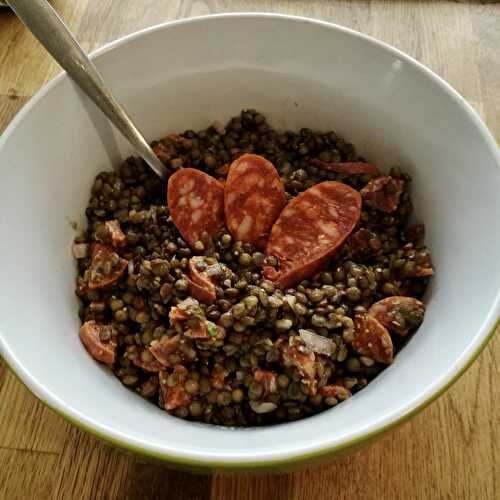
[1,12,499,470]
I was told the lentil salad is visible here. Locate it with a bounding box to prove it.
[74,109,433,426]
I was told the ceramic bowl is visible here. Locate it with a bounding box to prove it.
[1,14,499,471]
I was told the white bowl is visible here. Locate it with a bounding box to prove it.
[1,13,499,471]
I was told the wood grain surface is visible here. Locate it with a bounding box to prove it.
[0,1,499,499]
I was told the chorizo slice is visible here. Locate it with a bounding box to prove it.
[86,244,128,290]
[150,334,197,367]
[360,176,404,213]
[159,366,191,411]
[224,154,286,247]
[187,278,215,305]
[210,363,226,390]
[139,376,159,398]
[187,256,227,304]
[282,345,316,380]
[254,369,278,395]
[150,334,182,367]
[368,296,425,336]
[125,346,164,372]
[264,181,361,289]
[311,159,379,176]
[320,383,352,401]
[409,267,434,278]
[79,320,117,364]
[352,314,394,364]
[167,168,224,247]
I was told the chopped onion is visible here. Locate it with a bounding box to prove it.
[283,294,297,309]
[249,401,277,414]
[148,206,157,224]
[299,329,335,356]
[127,260,135,275]
[72,243,89,259]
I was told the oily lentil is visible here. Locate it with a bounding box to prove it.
[75,109,432,426]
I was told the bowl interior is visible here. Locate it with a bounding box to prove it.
[1,14,499,466]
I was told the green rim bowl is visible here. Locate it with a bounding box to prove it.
[0,14,499,471]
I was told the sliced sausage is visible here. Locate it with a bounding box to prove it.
[311,159,379,176]
[125,345,164,372]
[368,296,425,336]
[254,369,278,395]
[167,168,224,247]
[187,278,215,305]
[150,334,182,367]
[360,176,404,213]
[79,320,117,364]
[139,376,159,398]
[409,267,434,278]
[86,244,128,290]
[187,256,228,304]
[210,363,226,390]
[168,297,219,340]
[150,334,197,367]
[224,154,286,247]
[320,383,352,401]
[352,314,394,364]
[264,181,362,288]
[159,366,191,411]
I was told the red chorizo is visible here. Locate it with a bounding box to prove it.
[167,168,224,247]
[87,244,128,290]
[352,314,394,364]
[368,296,425,336]
[126,346,164,372]
[224,154,286,247]
[159,366,191,411]
[320,383,352,401]
[360,176,404,213]
[210,363,226,390]
[79,321,117,365]
[187,256,228,304]
[310,159,379,176]
[254,369,278,395]
[264,181,361,288]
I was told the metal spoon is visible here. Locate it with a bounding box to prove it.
[7,0,169,179]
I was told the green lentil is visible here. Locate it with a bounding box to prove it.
[219,312,234,328]
[275,319,293,330]
[189,401,203,417]
[277,374,290,389]
[232,388,244,402]
[174,278,188,291]
[346,357,362,372]
[114,309,128,322]
[217,391,232,406]
[185,379,199,394]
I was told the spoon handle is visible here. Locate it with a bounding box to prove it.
[7,0,169,179]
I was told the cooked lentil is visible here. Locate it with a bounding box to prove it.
[75,109,433,426]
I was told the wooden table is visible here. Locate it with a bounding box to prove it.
[1,1,499,498]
